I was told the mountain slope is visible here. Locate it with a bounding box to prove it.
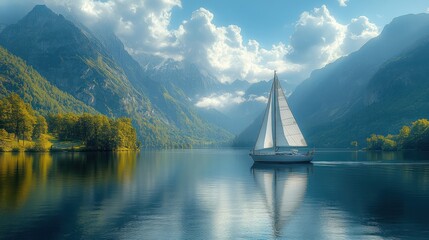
[0,46,96,114]
[0,5,151,116]
[137,56,222,99]
[313,35,429,146]
[289,13,429,147]
[92,29,153,94]
[232,113,264,147]
[92,28,233,145]
[137,54,254,133]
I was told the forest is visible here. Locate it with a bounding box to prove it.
[366,119,429,151]
[0,94,138,151]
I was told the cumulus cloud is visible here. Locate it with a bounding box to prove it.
[338,0,349,7]
[195,91,245,109]
[287,5,345,66]
[195,91,271,110]
[248,95,268,103]
[172,8,292,83]
[342,16,379,54]
[285,5,378,75]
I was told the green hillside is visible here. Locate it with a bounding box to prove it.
[0,46,96,115]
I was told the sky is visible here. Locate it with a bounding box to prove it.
[0,0,428,84]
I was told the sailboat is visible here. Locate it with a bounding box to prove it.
[250,71,314,163]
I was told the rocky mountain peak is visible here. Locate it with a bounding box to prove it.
[31,4,52,14]
[20,5,61,25]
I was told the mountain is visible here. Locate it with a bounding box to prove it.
[0,5,232,147]
[91,28,153,94]
[289,13,429,129]
[92,28,233,145]
[143,58,222,99]
[221,79,251,92]
[135,51,260,135]
[0,46,96,114]
[0,5,165,146]
[232,113,264,147]
[316,35,429,146]
[235,13,429,147]
[0,5,149,115]
[290,13,429,147]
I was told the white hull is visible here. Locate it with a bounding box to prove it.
[250,152,313,163]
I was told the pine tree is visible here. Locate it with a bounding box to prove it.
[33,115,48,139]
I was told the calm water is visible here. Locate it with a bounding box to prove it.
[1,149,429,239]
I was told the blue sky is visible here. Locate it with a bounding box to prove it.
[0,0,428,84]
[170,0,429,48]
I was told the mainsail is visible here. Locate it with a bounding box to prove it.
[254,72,307,151]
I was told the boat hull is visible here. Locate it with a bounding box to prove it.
[250,152,313,163]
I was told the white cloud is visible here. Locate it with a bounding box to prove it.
[253,96,268,103]
[287,5,346,67]
[196,92,270,110]
[172,8,291,83]
[426,7,429,13]
[285,5,378,79]
[338,0,349,7]
[342,16,379,54]
[195,92,245,109]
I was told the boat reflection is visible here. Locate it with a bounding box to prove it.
[251,163,312,236]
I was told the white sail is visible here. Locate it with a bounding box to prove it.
[254,72,307,151]
[275,78,307,147]
[254,84,274,150]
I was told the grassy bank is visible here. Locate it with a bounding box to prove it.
[1,135,137,152]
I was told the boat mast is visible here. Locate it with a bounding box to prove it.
[273,71,277,152]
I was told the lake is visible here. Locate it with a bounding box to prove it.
[1,149,429,239]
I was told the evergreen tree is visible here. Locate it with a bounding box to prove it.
[33,115,48,139]
[0,94,36,142]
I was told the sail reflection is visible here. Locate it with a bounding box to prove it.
[252,163,312,236]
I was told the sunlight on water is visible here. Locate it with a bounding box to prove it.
[1,149,429,239]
